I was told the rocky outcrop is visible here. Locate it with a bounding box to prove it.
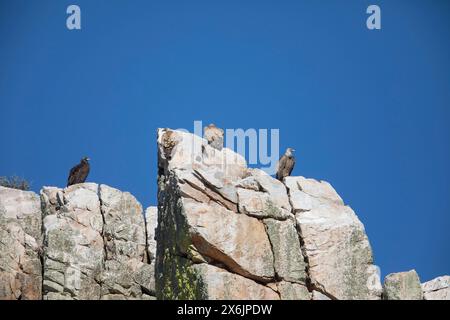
[0,187,42,300]
[422,276,450,300]
[1,127,448,300]
[155,128,382,300]
[383,270,423,300]
[0,183,156,300]
[276,282,310,300]
[41,184,104,299]
[155,129,283,299]
[40,183,154,300]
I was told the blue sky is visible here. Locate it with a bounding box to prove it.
[1,0,449,282]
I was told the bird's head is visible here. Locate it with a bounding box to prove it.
[81,156,90,163]
[285,148,295,157]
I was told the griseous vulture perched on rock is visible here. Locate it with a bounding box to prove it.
[67,157,90,187]
[276,148,295,181]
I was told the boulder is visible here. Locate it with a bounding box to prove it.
[156,128,384,300]
[41,183,105,300]
[422,276,450,300]
[383,270,423,300]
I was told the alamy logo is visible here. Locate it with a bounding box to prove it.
[66,5,81,30]
[367,5,381,30]
[65,5,381,31]
[175,121,280,176]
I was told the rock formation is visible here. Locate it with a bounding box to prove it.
[0,187,42,300]
[155,128,384,300]
[383,270,423,300]
[40,183,155,300]
[0,127,448,300]
[285,176,382,299]
[421,276,450,300]
[0,184,156,300]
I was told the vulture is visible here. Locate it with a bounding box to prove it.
[67,157,90,187]
[204,123,224,150]
[276,148,295,181]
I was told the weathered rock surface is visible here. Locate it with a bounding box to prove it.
[193,264,279,300]
[236,169,291,220]
[312,290,331,300]
[184,200,275,282]
[286,176,382,300]
[264,218,307,283]
[383,270,423,300]
[156,128,284,299]
[422,276,450,300]
[40,183,154,300]
[145,207,158,262]
[276,282,310,300]
[0,187,42,300]
[156,128,384,300]
[158,128,247,181]
[1,126,447,300]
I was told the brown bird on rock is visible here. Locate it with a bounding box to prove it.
[67,157,90,187]
[204,123,224,151]
[276,148,295,181]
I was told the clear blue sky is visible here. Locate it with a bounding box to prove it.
[1,0,449,283]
